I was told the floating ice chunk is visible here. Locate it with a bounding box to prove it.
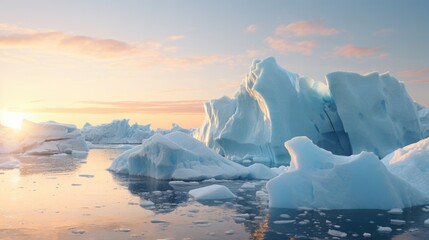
[114,228,131,232]
[224,230,235,235]
[266,136,429,209]
[247,163,277,180]
[189,185,237,201]
[240,182,256,189]
[377,226,392,233]
[78,174,94,178]
[273,220,295,224]
[387,208,403,214]
[168,181,199,186]
[150,219,169,224]
[363,232,371,238]
[140,199,155,208]
[327,229,347,238]
[109,132,248,180]
[390,219,406,225]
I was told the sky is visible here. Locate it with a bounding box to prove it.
[1,0,429,129]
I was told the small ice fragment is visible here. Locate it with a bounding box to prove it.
[78,174,94,178]
[273,220,295,224]
[363,232,371,238]
[151,219,168,224]
[241,182,256,189]
[387,208,403,214]
[71,229,85,234]
[377,226,392,233]
[114,227,131,232]
[225,230,235,235]
[327,229,347,238]
[390,219,406,225]
[140,199,155,208]
[280,214,290,218]
[424,219,429,225]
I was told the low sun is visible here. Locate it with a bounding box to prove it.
[0,110,26,130]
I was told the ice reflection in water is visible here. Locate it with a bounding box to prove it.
[0,148,428,240]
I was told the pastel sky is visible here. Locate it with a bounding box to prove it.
[1,0,429,129]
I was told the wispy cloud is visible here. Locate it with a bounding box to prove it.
[266,37,317,55]
[245,25,257,33]
[166,35,185,41]
[0,23,247,68]
[406,78,429,84]
[397,68,429,78]
[20,100,205,115]
[334,44,382,58]
[374,28,392,36]
[275,20,338,37]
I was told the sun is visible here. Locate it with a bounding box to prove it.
[0,110,26,130]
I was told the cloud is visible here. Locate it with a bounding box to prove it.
[245,25,257,33]
[266,37,317,55]
[334,44,382,58]
[0,23,249,68]
[166,35,185,41]
[397,68,429,78]
[21,100,205,115]
[275,20,338,37]
[406,78,429,84]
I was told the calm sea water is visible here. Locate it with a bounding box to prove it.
[0,149,428,240]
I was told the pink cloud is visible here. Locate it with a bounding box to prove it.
[397,68,429,78]
[166,35,185,41]
[335,44,382,58]
[245,25,257,33]
[266,37,317,55]
[406,78,429,84]
[276,20,338,37]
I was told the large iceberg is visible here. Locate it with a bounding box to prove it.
[0,120,88,155]
[109,132,249,180]
[82,119,153,144]
[19,120,88,155]
[266,137,428,209]
[196,57,426,164]
[327,72,423,157]
[82,119,193,145]
[195,57,350,166]
[382,137,429,196]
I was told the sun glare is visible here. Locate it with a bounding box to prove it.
[0,110,26,130]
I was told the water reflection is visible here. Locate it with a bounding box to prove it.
[16,153,87,175]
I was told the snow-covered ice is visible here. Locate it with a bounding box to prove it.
[266,136,429,209]
[188,185,237,200]
[247,163,278,180]
[109,132,248,180]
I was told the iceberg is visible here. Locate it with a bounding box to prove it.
[0,120,88,155]
[20,120,89,155]
[266,136,429,209]
[82,119,153,144]
[382,137,429,196]
[189,184,237,200]
[327,72,423,157]
[196,57,427,164]
[195,57,350,165]
[109,132,249,180]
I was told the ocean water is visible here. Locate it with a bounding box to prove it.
[0,148,428,240]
